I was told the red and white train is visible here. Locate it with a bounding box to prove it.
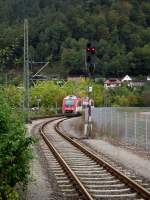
[62,95,82,117]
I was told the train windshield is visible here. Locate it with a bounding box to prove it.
[65,99,74,106]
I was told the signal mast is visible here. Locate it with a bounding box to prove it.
[84,42,96,138]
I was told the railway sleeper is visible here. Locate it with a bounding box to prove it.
[76,172,112,177]
[75,170,107,175]
[86,183,126,188]
[62,155,94,159]
[71,166,102,170]
[79,176,116,181]
[55,173,69,177]
[93,193,139,199]
[57,180,71,184]
[66,161,98,165]
[89,188,133,194]
[61,188,77,193]
[72,168,104,171]
[81,179,121,185]
[70,164,99,167]
[56,176,70,180]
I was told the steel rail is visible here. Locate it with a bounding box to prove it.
[55,119,150,200]
[40,118,94,200]
[30,114,63,120]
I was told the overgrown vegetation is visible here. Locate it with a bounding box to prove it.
[0,0,149,79]
[0,90,33,199]
[28,80,150,108]
[2,80,150,117]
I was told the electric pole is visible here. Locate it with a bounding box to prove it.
[23,19,30,122]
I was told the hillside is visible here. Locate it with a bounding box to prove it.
[0,0,150,79]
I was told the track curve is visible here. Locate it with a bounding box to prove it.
[40,117,150,200]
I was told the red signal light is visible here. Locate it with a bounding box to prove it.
[86,47,96,53]
[86,48,91,52]
[91,47,96,52]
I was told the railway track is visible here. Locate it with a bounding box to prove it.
[40,117,150,200]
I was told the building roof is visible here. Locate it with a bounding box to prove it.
[104,78,121,84]
[147,76,150,81]
[121,75,132,82]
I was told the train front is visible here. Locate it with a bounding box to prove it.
[62,96,77,116]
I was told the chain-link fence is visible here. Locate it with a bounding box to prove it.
[86,107,150,151]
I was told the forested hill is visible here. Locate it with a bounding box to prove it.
[0,0,150,78]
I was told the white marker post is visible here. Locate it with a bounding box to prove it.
[84,86,93,138]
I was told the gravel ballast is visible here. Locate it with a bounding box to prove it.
[61,117,150,181]
[83,139,150,180]
[27,117,150,199]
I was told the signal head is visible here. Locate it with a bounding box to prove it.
[86,47,91,52]
[91,47,96,54]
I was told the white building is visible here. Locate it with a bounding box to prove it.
[147,76,150,81]
[121,75,132,82]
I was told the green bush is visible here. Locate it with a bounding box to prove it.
[0,183,19,200]
[0,90,34,198]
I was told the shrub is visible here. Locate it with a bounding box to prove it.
[0,90,34,198]
[0,183,19,200]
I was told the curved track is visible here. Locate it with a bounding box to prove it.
[40,117,150,200]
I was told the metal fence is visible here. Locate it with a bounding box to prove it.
[86,107,150,151]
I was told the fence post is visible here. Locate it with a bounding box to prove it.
[99,108,101,132]
[125,112,128,142]
[134,113,137,146]
[105,108,107,134]
[110,107,113,136]
[145,115,148,150]
[102,108,104,133]
[117,111,120,138]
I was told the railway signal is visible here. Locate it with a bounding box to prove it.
[86,43,92,64]
[84,42,96,139]
[91,47,96,54]
[86,43,96,62]
[85,42,96,75]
